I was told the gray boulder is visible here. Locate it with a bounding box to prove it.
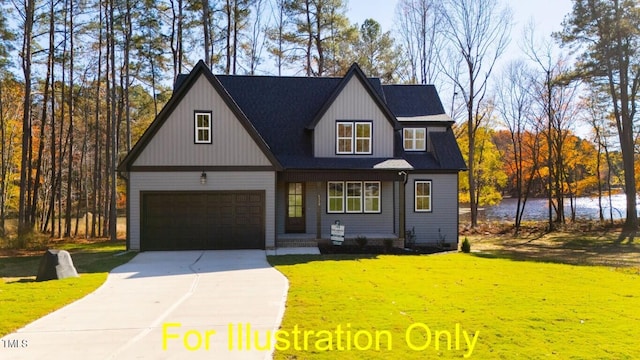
[36,249,79,282]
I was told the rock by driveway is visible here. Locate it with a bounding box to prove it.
[1,250,288,359]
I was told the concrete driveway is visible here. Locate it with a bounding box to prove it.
[1,250,289,359]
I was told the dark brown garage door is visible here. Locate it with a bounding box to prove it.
[141,191,264,251]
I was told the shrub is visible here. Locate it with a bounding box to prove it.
[383,238,394,250]
[461,237,471,253]
[355,235,367,248]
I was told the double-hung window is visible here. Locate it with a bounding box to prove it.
[404,128,426,151]
[415,180,432,212]
[195,111,212,144]
[328,182,344,213]
[346,182,362,213]
[336,121,372,154]
[328,181,380,213]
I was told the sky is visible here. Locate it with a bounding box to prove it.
[346,0,575,59]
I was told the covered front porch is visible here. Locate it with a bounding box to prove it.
[275,168,411,249]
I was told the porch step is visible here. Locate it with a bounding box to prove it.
[276,239,319,248]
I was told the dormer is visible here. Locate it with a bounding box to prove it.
[306,64,399,158]
[382,84,454,153]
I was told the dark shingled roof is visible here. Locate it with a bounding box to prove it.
[429,131,467,170]
[218,73,465,171]
[382,85,446,117]
[121,60,465,172]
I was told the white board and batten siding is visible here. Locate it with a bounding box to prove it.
[128,171,276,250]
[313,76,395,158]
[405,173,459,246]
[134,74,272,167]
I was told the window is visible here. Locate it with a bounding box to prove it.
[364,182,380,213]
[336,121,372,154]
[336,122,353,154]
[327,181,380,213]
[404,128,426,151]
[355,123,372,154]
[415,180,432,212]
[195,112,212,144]
[328,182,344,213]
[346,182,362,212]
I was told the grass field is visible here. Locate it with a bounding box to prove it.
[269,251,640,359]
[0,240,136,337]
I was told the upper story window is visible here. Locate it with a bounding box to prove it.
[195,111,212,144]
[336,121,372,154]
[404,128,426,151]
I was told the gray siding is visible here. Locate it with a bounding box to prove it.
[128,171,276,250]
[405,173,459,245]
[133,74,271,167]
[314,76,395,157]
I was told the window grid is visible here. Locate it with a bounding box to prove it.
[346,182,362,213]
[195,112,212,144]
[364,182,380,213]
[336,121,371,154]
[355,122,372,154]
[336,122,353,154]
[328,181,344,213]
[404,128,426,151]
[327,181,380,214]
[415,180,432,212]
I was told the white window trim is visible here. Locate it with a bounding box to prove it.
[355,122,372,154]
[404,128,426,151]
[364,181,381,213]
[336,122,353,154]
[327,181,344,213]
[195,112,212,144]
[345,181,362,213]
[327,181,381,214]
[336,121,372,154]
[415,180,432,212]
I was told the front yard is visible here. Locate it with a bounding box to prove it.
[0,240,135,337]
[269,251,640,359]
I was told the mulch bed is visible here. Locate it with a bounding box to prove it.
[318,243,450,255]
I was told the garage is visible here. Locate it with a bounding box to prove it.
[141,191,265,251]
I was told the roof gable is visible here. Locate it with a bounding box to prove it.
[306,63,400,130]
[119,60,281,171]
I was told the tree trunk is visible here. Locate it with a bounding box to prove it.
[18,0,35,236]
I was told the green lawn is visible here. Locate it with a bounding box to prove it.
[269,253,640,359]
[0,240,136,337]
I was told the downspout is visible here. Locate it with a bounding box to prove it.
[398,171,408,246]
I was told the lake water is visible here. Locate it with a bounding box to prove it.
[464,194,639,222]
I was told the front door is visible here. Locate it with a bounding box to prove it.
[285,182,305,233]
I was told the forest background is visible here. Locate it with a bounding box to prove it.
[0,0,638,242]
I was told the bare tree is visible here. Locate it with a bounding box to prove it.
[439,0,512,228]
[495,60,538,234]
[394,0,442,85]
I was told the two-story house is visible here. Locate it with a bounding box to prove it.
[118,60,466,251]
